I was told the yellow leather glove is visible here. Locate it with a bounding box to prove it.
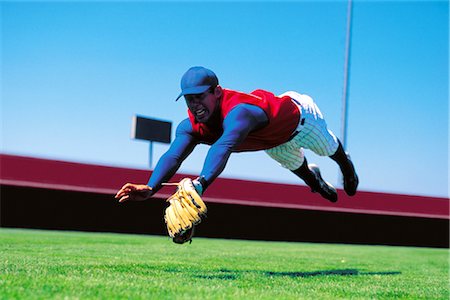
[163,178,207,244]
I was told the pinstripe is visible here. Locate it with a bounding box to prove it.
[264,91,338,170]
[265,143,304,170]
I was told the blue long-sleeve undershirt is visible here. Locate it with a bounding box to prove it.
[147,104,268,194]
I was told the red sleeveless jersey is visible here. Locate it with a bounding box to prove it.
[187,88,300,151]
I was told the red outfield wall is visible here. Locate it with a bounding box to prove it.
[1,154,449,248]
[1,154,448,220]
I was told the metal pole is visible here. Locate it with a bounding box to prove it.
[149,142,153,169]
[339,0,353,186]
[341,0,353,149]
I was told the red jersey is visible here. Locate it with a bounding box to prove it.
[187,88,300,151]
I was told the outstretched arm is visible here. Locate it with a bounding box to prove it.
[147,119,197,191]
[115,118,197,202]
[198,104,268,191]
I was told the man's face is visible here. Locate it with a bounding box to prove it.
[185,88,219,123]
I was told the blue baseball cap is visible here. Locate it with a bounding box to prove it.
[175,66,219,101]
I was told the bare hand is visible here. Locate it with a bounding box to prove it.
[115,183,153,203]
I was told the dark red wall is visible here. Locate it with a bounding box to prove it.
[1,154,448,247]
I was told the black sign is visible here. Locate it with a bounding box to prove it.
[131,115,172,143]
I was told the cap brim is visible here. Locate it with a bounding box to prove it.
[175,85,211,101]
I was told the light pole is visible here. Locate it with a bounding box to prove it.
[339,0,353,185]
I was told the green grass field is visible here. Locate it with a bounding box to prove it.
[0,228,448,299]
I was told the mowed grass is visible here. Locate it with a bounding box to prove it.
[0,228,448,299]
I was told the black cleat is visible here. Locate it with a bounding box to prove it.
[343,154,359,196]
[309,164,338,203]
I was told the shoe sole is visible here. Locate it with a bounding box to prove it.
[309,164,338,203]
[343,154,359,196]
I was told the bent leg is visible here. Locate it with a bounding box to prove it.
[265,144,337,203]
[330,140,359,196]
[283,91,358,196]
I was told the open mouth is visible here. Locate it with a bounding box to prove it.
[195,108,206,118]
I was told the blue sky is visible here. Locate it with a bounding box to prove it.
[1,1,448,198]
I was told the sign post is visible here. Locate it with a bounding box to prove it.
[131,115,172,169]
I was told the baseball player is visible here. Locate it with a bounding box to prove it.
[115,66,358,204]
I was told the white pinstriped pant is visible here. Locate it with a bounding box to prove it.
[265,91,339,170]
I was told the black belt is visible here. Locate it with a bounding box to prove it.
[287,118,305,142]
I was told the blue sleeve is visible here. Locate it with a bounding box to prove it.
[147,118,197,193]
[199,104,268,190]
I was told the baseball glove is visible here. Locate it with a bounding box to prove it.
[163,178,207,244]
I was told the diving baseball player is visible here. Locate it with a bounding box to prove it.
[116,66,359,205]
